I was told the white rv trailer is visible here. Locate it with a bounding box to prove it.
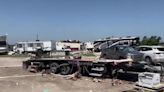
[83,42,94,51]
[14,41,55,54]
[0,35,8,54]
[55,41,81,51]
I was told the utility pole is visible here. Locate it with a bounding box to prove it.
[36,34,39,41]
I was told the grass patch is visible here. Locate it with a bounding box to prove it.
[81,53,96,57]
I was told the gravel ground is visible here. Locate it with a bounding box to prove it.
[0,57,134,92]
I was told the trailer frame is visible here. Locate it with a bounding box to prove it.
[23,56,133,77]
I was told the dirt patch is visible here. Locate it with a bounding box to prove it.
[0,67,134,92]
[0,57,29,67]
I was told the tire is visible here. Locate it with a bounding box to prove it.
[50,62,59,74]
[36,49,44,57]
[59,63,71,75]
[145,57,153,65]
[38,62,45,71]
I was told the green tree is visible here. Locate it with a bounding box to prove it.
[141,36,161,45]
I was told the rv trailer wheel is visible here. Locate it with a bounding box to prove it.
[50,62,59,74]
[59,63,71,75]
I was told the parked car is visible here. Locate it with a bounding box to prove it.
[138,46,164,64]
[100,45,143,62]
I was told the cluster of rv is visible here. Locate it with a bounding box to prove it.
[13,40,94,54]
[2,35,164,66]
[9,36,164,67]
[0,35,94,54]
[0,35,140,55]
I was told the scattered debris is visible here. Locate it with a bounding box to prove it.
[41,69,52,77]
[92,78,102,83]
[64,72,81,81]
[112,79,123,86]
[27,66,38,73]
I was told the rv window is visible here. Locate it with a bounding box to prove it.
[0,41,6,45]
[36,43,42,47]
[17,44,23,48]
[28,43,34,47]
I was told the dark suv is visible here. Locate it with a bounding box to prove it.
[100,45,143,62]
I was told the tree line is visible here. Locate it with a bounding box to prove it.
[140,36,162,45]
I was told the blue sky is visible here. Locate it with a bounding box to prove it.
[0,0,164,43]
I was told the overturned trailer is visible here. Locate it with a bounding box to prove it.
[23,55,133,77]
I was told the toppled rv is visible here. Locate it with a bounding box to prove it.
[94,36,140,52]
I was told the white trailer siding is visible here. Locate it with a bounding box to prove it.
[55,42,81,51]
[42,41,53,51]
[84,42,94,50]
[14,41,55,53]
